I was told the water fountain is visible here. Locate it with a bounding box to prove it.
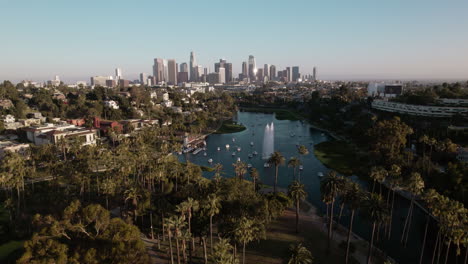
[262,122,275,159]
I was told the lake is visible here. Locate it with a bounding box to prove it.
[179,111,430,264]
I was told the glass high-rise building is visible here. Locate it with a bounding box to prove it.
[292,66,300,82]
[248,55,256,82]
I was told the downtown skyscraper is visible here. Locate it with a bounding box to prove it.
[167,59,177,85]
[153,58,165,83]
[248,55,256,81]
[190,51,197,82]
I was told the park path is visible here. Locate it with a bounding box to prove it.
[141,235,166,264]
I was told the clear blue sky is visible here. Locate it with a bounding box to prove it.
[1,0,467,82]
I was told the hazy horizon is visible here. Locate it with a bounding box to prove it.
[1,0,467,83]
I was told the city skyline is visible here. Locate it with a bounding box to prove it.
[1,0,467,82]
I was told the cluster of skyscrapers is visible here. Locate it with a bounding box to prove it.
[91,52,317,87]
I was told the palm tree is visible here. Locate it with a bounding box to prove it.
[168,215,186,264]
[268,151,285,193]
[234,217,256,264]
[342,180,364,264]
[164,217,175,264]
[288,243,313,264]
[320,170,345,253]
[176,197,199,259]
[249,168,259,192]
[124,187,141,222]
[400,172,424,246]
[232,161,247,181]
[297,146,309,181]
[288,180,307,233]
[288,157,301,181]
[386,164,402,239]
[211,238,238,264]
[205,194,221,255]
[369,166,387,194]
[363,193,390,264]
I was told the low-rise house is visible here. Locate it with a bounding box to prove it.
[3,114,15,123]
[0,99,14,110]
[0,140,30,158]
[104,100,119,109]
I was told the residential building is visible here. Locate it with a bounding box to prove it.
[368,82,403,97]
[90,76,109,87]
[106,79,116,88]
[0,99,14,110]
[372,100,468,117]
[118,79,130,88]
[104,100,119,109]
[0,139,30,158]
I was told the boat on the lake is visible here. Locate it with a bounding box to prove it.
[250,142,254,146]
[247,164,252,169]
[232,152,236,156]
[226,144,230,149]
[208,158,213,163]
[248,154,253,158]
[253,151,258,156]
[193,148,203,155]
[264,163,270,168]
[237,157,241,162]
[217,147,221,151]
[317,172,324,177]
[299,165,303,170]
[237,147,241,152]
[203,152,207,156]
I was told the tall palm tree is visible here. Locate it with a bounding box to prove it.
[288,243,313,264]
[234,217,256,264]
[249,168,259,192]
[369,166,387,194]
[363,193,390,264]
[164,216,175,264]
[288,157,301,181]
[297,146,309,181]
[124,187,141,222]
[268,151,285,193]
[400,172,424,246]
[211,238,237,264]
[176,197,200,260]
[288,180,307,233]
[232,161,248,181]
[320,170,345,253]
[206,194,221,255]
[342,180,364,264]
[386,164,402,239]
[168,215,186,264]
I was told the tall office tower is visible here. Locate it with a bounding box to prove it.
[248,55,256,82]
[167,59,177,85]
[180,62,188,73]
[115,68,122,80]
[153,58,165,83]
[190,51,197,82]
[218,67,226,84]
[242,61,248,79]
[292,66,300,82]
[214,59,226,73]
[257,68,264,82]
[264,64,270,79]
[225,63,233,83]
[139,73,147,84]
[313,66,317,81]
[286,67,291,82]
[270,65,276,81]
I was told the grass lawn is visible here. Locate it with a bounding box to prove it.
[215,120,246,134]
[314,140,362,176]
[0,240,23,260]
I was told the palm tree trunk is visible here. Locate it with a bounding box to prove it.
[401,197,414,244]
[419,215,429,264]
[168,231,174,264]
[367,222,376,264]
[432,230,440,264]
[338,202,345,224]
[274,165,278,193]
[388,189,396,240]
[327,199,335,254]
[182,239,188,264]
[210,215,213,255]
[176,238,181,264]
[372,180,376,193]
[345,210,355,264]
[463,246,467,264]
[243,242,246,264]
[444,239,452,264]
[295,199,299,233]
[403,200,415,246]
[202,236,208,264]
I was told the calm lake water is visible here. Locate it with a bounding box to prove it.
[179,111,429,264]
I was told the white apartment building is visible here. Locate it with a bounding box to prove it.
[24,124,97,146]
[372,100,468,117]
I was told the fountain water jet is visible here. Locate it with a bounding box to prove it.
[262,122,275,159]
